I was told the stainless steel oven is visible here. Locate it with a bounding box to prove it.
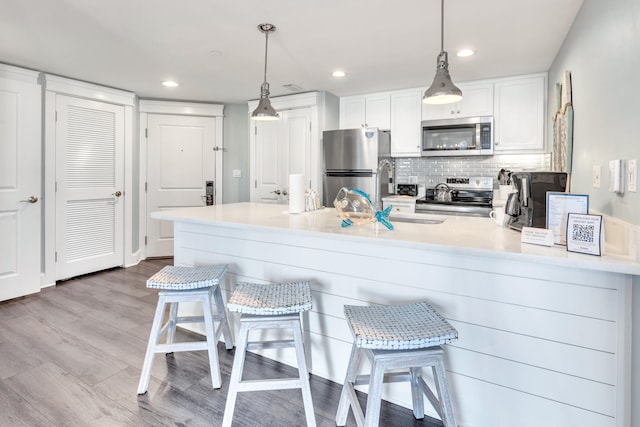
[421,116,493,157]
[415,176,494,217]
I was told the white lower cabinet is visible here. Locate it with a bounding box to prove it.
[249,91,338,203]
[493,74,546,151]
[390,89,422,157]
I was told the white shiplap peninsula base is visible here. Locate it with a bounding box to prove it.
[153,203,640,427]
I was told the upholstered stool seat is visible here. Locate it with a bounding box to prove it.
[137,265,233,395]
[222,281,316,427]
[336,301,459,427]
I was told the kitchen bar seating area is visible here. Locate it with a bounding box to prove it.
[134,262,459,426]
[0,258,448,426]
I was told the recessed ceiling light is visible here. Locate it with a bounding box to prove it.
[332,70,347,78]
[162,80,179,87]
[457,49,475,57]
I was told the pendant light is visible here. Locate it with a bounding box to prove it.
[423,0,463,105]
[251,23,279,121]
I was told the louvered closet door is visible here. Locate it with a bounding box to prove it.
[55,95,124,280]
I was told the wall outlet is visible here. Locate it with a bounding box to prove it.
[232,169,242,178]
[628,159,637,192]
[592,165,601,188]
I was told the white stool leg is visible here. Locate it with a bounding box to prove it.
[363,355,386,427]
[212,285,234,350]
[166,301,178,348]
[137,295,167,394]
[410,367,425,419]
[433,359,457,427]
[202,292,222,389]
[336,343,362,426]
[292,314,316,427]
[222,319,250,427]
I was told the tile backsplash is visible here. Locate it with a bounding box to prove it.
[394,153,551,187]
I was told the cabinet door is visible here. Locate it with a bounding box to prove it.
[390,89,422,157]
[457,82,493,117]
[494,76,545,151]
[340,93,391,129]
[340,96,365,129]
[251,108,312,203]
[365,93,391,129]
[422,82,493,120]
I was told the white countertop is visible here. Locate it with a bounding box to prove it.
[153,202,640,275]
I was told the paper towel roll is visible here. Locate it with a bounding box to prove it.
[289,174,306,214]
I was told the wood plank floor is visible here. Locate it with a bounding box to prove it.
[0,259,442,426]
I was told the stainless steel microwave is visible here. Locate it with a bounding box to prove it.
[421,116,493,157]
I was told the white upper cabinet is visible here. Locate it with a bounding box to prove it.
[338,73,546,158]
[340,92,391,129]
[493,74,546,152]
[422,81,494,120]
[390,89,422,157]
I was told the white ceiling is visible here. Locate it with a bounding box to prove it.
[1,0,584,104]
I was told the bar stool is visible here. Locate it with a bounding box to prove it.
[335,301,459,427]
[137,265,234,395]
[222,281,316,427]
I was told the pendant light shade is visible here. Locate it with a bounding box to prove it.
[251,23,279,121]
[423,0,462,105]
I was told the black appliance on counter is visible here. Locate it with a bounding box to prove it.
[508,172,568,231]
[415,176,494,217]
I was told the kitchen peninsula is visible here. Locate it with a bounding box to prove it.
[153,203,639,427]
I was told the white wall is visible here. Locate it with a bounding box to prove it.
[222,103,250,203]
[548,0,640,226]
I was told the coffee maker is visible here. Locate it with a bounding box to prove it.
[507,172,568,231]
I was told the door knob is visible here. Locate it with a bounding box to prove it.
[20,195,38,203]
[271,190,281,195]
[112,191,122,197]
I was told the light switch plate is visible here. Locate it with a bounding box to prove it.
[232,169,242,178]
[628,159,637,192]
[592,165,601,188]
[609,160,624,193]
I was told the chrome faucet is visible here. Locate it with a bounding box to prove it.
[375,158,394,211]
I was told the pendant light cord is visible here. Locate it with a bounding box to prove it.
[440,0,444,53]
[263,30,269,85]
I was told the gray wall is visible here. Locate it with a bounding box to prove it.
[221,103,249,203]
[548,0,640,226]
[548,2,640,425]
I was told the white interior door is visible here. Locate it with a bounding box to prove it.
[55,95,125,280]
[0,73,42,301]
[253,119,282,202]
[146,114,216,257]
[251,107,311,203]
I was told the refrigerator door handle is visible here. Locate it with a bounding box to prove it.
[324,170,374,177]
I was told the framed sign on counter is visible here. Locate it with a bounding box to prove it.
[566,213,604,256]
[546,192,589,245]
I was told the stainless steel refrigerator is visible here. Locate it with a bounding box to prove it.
[322,128,392,206]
